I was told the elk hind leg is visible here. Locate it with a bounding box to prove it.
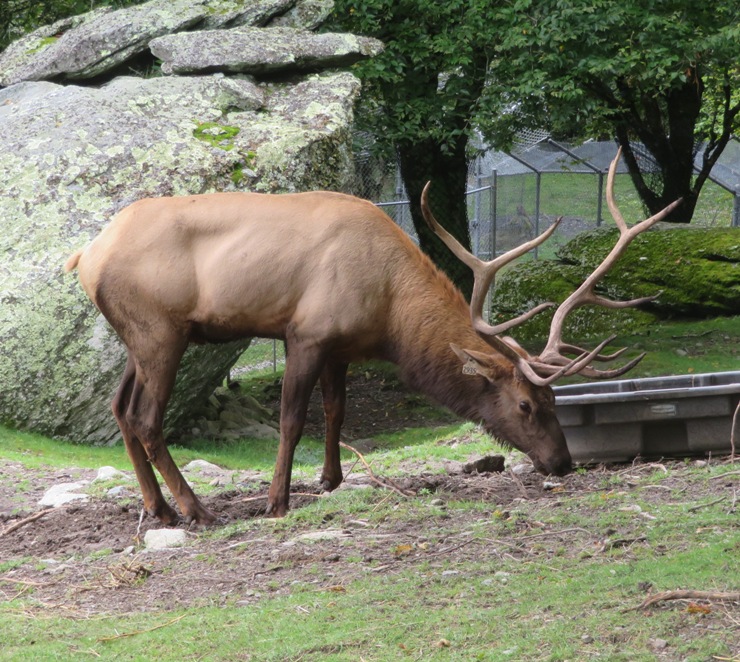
[126,340,219,525]
[319,361,348,492]
[113,354,178,524]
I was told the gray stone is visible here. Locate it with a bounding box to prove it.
[144,528,188,550]
[38,482,90,507]
[294,529,351,542]
[267,0,334,30]
[182,459,224,474]
[93,466,128,482]
[0,71,360,443]
[462,455,506,474]
[0,0,207,85]
[150,26,383,76]
[107,485,132,498]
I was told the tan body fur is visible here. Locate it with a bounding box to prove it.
[67,190,571,523]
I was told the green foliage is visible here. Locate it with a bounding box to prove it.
[331,0,497,152]
[485,1,740,220]
[494,2,738,137]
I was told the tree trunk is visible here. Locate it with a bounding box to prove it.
[397,136,474,300]
[615,76,704,223]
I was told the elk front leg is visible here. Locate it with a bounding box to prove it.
[266,343,325,517]
[319,361,348,492]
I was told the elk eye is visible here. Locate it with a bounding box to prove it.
[519,400,532,415]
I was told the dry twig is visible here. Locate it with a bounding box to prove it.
[98,614,186,642]
[339,442,413,498]
[709,470,740,480]
[687,496,727,512]
[0,508,56,537]
[623,590,740,613]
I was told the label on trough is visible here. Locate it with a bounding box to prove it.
[650,403,677,417]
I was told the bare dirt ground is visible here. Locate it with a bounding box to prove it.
[0,373,738,657]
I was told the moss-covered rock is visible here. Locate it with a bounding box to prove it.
[492,225,740,344]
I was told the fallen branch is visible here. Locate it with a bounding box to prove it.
[241,492,320,503]
[339,442,413,498]
[687,496,727,512]
[0,508,56,537]
[98,614,186,642]
[709,470,740,480]
[623,590,740,613]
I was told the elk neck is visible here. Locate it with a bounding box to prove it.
[383,260,510,422]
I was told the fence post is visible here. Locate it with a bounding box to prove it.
[534,171,541,259]
[491,169,498,260]
[596,172,604,227]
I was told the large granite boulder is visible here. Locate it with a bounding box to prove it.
[0,0,382,444]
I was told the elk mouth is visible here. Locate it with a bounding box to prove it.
[531,452,572,477]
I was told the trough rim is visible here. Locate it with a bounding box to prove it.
[553,370,740,407]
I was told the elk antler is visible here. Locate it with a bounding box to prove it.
[421,182,562,336]
[422,148,683,386]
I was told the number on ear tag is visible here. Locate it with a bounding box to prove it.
[462,362,478,376]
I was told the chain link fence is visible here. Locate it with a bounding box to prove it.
[352,136,740,268]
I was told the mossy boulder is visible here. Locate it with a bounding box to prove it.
[492,225,740,344]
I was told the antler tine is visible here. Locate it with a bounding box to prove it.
[536,150,683,372]
[421,182,561,335]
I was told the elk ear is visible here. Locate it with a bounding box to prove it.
[450,343,507,382]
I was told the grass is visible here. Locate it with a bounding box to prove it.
[1,462,737,660]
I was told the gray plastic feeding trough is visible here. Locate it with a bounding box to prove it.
[554,372,740,464]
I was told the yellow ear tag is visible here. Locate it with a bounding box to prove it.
[462,361,478,376]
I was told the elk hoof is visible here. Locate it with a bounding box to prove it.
[265,500,288,518]
[319,473,343,492]
[148,502,180,526]
[183,506,220,526]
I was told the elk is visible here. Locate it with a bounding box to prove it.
[64,151,680,524]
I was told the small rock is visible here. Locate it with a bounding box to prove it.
[144,528,188,550]
[294,529,351,542]
[494,571,510,584]
[441,570,460,577]
[93,466,128,482]
[649,638,668,651]
[542,481,562,490]
[442,460,464,475]
[581,635,594,644]
[511,463,534,475]
[38,482,90,507]
[106,486,131,498]
[430,498,445,507]
[462,455,505,474]
[182,459,223,475]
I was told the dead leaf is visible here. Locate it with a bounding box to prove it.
[394,544,414,557]
[686,603,712,615]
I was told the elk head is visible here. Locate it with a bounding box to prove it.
[422,148,682,475]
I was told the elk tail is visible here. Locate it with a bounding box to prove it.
[64,248,84,273]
